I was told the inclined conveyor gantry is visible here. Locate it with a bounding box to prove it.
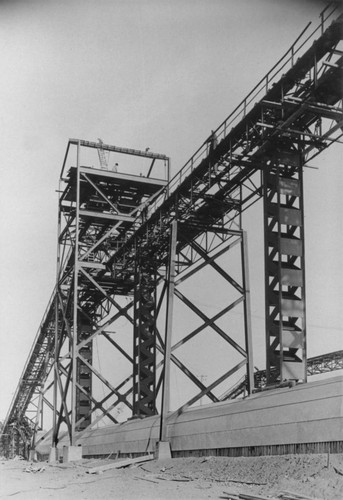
[1,5,342,458]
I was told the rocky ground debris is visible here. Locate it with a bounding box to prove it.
[0,453,342,499]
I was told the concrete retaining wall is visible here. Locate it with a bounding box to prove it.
[36,375,343,458]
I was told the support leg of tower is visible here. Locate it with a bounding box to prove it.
[264,154,306,384]
[133,257,157,417]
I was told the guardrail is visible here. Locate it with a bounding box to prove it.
[144,3,340,222]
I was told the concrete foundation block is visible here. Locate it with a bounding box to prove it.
[48,447,57,463]
[63,445,83,463]
[155,441,171,460]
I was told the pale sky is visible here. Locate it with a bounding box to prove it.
[0,0,342,421]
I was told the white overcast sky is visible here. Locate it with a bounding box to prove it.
[0,0,342,421]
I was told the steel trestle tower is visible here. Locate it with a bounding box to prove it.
[53,141,169,446]
[1,5,342,457]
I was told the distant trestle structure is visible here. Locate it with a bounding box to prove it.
[1,5,343,458]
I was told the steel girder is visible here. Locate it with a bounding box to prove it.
[264,159,306,384]
[133,257,157,417]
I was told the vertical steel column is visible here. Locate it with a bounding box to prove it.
[31,382,44,454]
[75,322,93,430]
[52,294,58,449]
[52,179,62,450]
[133,249,157,417]
[71,141,81,444]
[264,153,306,384]
[241,230,254,394]
[166,158,171,197]
[160,220,177,441]
[299,165,307,382]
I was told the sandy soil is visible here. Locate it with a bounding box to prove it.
[1,454,343,499]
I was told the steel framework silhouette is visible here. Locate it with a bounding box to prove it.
[1,4,342,458]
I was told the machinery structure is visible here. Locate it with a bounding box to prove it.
[1,4,342,459]
[220,350,343,401]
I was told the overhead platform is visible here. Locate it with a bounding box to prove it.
[62,166,167,207]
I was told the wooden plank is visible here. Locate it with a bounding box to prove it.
[238,493,270,500]
[279,491,321,500]
[86,454,154,474]
[222,492,239,500]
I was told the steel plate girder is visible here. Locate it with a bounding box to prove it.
[264,161,306,384]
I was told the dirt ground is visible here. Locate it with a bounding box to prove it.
[1,453,343,500]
